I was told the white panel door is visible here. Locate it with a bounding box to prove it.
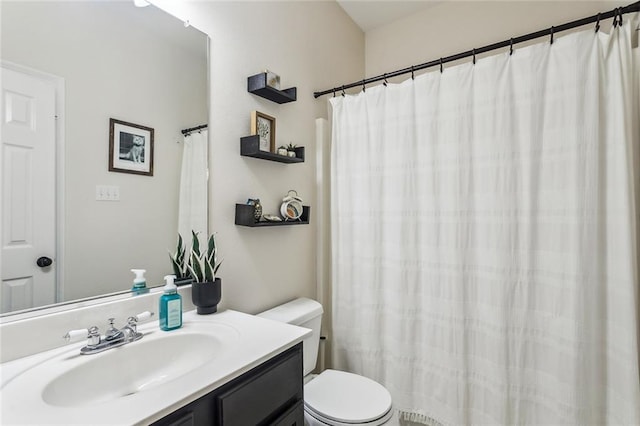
[1,66,56,313]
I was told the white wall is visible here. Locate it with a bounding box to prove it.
[366,1,630,79]
[149,0,633,324]
[1,2,207,301]
[153,1,364,314]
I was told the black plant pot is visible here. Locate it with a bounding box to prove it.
[191,278,222,315]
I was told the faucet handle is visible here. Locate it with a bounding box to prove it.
[126,311,154,332]
[123,312,154,341]
[87,326,101,346]
[64,326,100,346]
[128,311,154,324]
[134,311,154,322]
[63,328,89,342]
[104,318,123,341]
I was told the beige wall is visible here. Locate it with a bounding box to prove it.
[149,0,632,323]
[366,1,629,80]
[153,1,364,314]
[1,2,207,302]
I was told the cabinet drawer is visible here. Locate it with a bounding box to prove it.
[216,344,303,425]
[163,411,195,426]
[272,400,304,426]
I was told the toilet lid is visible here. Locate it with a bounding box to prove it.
[304,369,392,424]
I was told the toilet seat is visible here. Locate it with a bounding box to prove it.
[304,369,393,425]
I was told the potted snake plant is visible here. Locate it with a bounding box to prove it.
[187,230,224,314]
[169,231,224,314]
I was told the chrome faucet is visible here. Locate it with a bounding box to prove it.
[64,311,154,355]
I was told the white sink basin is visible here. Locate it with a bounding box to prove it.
[2,320,238,411]
[42,331,226,407]
[0,310,310,426]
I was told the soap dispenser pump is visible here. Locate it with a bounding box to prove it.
[159,275,182,331]
[131,269,149,295]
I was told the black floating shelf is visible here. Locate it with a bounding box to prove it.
[235,204,310,227]
[240,136,305,163]
[248,73,297,104]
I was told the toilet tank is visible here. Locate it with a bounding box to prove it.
[257,298,323,376]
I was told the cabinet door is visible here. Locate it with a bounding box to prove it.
[161,411,195,426]
[215,344,303,425]
[271,400,304,426]
[152,343,303,426]
[152,401,214,426]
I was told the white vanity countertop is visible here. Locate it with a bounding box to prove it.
[0,309,310,425]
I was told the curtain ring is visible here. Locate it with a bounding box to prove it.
[550,26,554,44]
[472,48,476,65]
[440,58,443,73]
[613,8,620,28]
[595,12,601,33]
[383,73,388,87]
[411,66,415,80]
[333,89,336,98]
[362,80,366,92]
[509,38,514,55]
[341,86,346,97]
[618,7,623,26]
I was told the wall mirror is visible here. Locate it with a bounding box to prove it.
[1,1,208,317]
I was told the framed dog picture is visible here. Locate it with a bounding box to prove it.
[109,118,154,176]
[250,111,276,152]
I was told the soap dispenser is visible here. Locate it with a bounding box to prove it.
[159,274,182,331]
[131,269,149,295]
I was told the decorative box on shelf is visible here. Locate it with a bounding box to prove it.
[235,204,310,227]
[248,73,297,104]
[240,136,305,163]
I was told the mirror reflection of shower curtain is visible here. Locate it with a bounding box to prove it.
[330,15,640,426]
[178,130,208,244]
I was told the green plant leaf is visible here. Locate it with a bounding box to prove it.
[204,256,214,282]
[177,233,184,252]
[190,251,203,282]
[168,251,183,278]
[186,264,198,283]
[207,233,216,258]
[191,230,200,257]
[214,258,224,275]
[176,233,185,264]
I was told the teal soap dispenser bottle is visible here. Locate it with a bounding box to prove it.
[159,274,182,331]
[131,269,149,295]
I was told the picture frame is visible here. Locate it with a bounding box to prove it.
[108,118,154,176]
[250,111,276,152]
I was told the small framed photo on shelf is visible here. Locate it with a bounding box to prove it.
[108,118,154,176]
[251,111,276,153]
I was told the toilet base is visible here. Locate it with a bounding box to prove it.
[304,406,394,426]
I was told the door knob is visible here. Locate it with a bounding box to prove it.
[36,256,53,268]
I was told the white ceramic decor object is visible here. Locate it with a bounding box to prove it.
[280,190,303,220]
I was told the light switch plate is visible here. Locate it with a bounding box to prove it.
[96,185,120,201]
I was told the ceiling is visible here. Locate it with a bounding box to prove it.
[336,0,442,32]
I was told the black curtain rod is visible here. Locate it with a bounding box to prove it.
[314,1,640,98]
[181,124,208,136]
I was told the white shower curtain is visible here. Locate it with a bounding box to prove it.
[331,17,640,426]
[178,130,208,242]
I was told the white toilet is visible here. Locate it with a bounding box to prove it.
[258,297,394,426]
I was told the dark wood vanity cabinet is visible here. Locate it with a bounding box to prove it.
[153,343,304,426]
